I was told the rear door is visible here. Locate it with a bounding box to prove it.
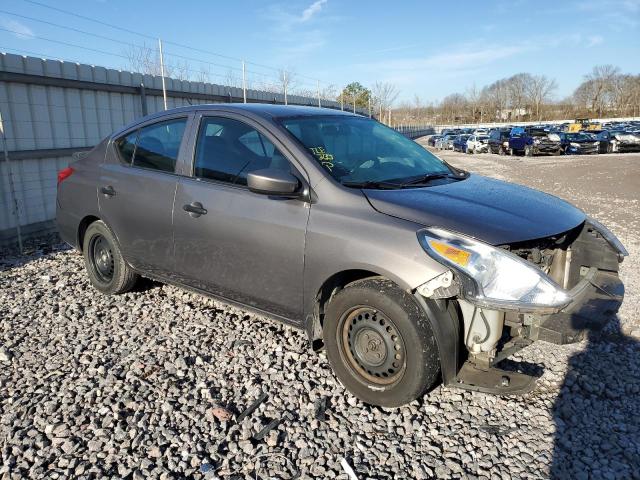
[172,112,310,321]
[99,114,192,274]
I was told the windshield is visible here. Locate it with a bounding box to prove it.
[279,116,452,185]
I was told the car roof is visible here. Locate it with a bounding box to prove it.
[151,103,356,121]
[114,103,360,137]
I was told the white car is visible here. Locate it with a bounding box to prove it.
[473,128,489,136]
[467,135,490,154]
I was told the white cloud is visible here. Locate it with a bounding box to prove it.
[300,0,327,22]
[0,18,35,39]
[587,35,604,47]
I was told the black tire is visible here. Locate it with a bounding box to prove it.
[83,220,139,294]
[323,278,440,407]
[499,146,506,156]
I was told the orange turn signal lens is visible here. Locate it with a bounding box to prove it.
[429,240,471,267]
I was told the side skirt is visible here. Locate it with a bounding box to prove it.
[135,271,304,330]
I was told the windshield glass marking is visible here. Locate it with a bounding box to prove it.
[279,115,452,187]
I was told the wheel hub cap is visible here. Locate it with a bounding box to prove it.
[340,307,406,385]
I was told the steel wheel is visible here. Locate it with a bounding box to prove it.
[89,234,115,283]
[338,306,406,386]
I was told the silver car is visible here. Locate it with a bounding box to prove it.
[56,105,626,407]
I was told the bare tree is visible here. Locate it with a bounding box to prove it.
[372,81,400,114]
[574,65,620,116]
[506,73,532,120]
[526,75,557,120]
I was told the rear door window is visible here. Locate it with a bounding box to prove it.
[131,118,187,173]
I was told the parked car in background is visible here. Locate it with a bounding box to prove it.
[473,128,489,136]
[466,134,489,153]
[488,128,511,154]
[427,134,442,147]
[558,132,600,155]
[436,134,456,150]
[56,103,627,407]
[508,127,561,156]
[603,130,640,153]
[452,134,471,152]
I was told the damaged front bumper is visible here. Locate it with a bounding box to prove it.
[445,220,626,394]
[527,267,624,344]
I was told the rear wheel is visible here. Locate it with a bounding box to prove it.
[83,220,139,294]
[323,278,441,407]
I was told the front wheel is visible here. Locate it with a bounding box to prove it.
[83,220,139,294]
[323,278,441,407]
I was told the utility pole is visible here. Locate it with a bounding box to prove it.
[0,111,22,252]
[283,71,288,106]
[242,60,247,103]
[158,38,168,110]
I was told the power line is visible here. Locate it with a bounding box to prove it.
[0,26,129,60]
[20,0,333,85]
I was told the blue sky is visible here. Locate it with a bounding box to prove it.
[0,0,638,103]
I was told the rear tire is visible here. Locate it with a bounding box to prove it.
[83,220,139,294]
[323,278,441,407]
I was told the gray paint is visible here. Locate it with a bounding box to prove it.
[56,104,595,384]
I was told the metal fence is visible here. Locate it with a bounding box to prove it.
[0,52,436,248]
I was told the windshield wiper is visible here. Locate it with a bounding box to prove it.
[341,180,404,189]
[396,172,457,186]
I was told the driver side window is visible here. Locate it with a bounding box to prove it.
[194,117,291,186]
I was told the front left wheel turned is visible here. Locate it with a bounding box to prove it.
[323,278,441,407]
[83,220,139,294]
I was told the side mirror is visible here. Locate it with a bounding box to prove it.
[247,168,301,197]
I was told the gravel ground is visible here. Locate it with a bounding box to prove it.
[1,151,640,479]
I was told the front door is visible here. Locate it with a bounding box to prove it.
[172,114,309,321]
[99,116,190,274]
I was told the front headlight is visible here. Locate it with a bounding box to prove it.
[418,228,570,311]
[533,138,541,144]
[570,142,580,147]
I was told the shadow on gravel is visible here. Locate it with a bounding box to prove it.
[0,240,71,271]
[550,316,640,479]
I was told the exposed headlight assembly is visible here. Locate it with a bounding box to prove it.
[418,228,570,312]
[570,142,580,148]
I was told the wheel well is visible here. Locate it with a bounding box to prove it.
[77,215,100,252]
[310,269,384,351]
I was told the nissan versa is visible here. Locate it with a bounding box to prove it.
[56,105,627,407]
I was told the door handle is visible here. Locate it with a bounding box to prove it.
[183,202,207,217]
[100,185,116,197]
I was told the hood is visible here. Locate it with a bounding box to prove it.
[364,174,586,245]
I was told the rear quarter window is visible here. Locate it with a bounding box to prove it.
[115,131,137,164]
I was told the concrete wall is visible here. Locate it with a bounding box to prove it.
[0,52,363,245]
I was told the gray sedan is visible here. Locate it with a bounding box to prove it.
[56,104,626,407]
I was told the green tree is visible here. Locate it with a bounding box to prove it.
[339,82,371,109]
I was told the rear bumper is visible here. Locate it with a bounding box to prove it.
[55,202,80,249]
[530,268,624,344]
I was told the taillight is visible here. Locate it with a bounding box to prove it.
[57,167,74,186]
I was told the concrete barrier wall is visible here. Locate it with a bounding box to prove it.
[0,52,365,244]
